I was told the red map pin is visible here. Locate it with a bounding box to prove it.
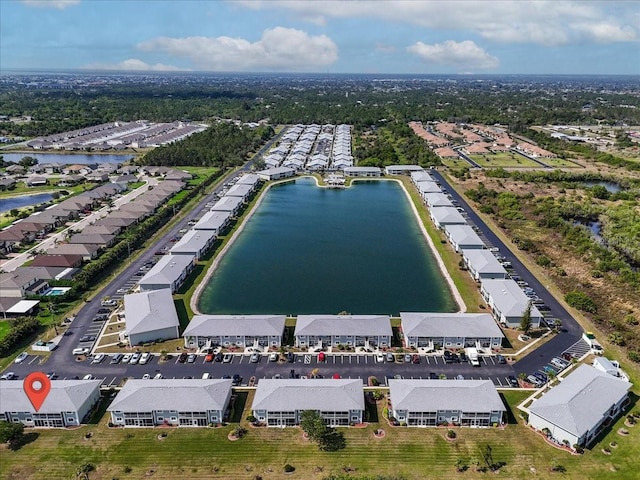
[23,372,51,412]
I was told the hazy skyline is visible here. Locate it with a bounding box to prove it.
[1,0,639,75]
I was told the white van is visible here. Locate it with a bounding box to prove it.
[201,372,211,379]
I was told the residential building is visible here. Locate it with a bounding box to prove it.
[416,180,442,197]
[256,166,295,181]
[480,279,542,328]
[528,365,631,447]
[343,166,382,177]
[235,173,261,190]
[46,243,100,261]
[224,183,253,201]
[462,249,508,281]
[183,315,285,350]
[0,379,101,427]
[138,254,195,293]
[108,379,232,427]
[410,170,434,184]
[444,224,485,252]
[294,315,392,349]
[193,210,231,235]
[68,233,117,249]
[209,196,244,216]
[124,288,179,346]
[388,379,505,427]
[400,312,504,351]
[252,379,364,427]
[384,165,424,175]
[169,229,216,260]
[31,254,83,268]
[0,269,49,297]
[429,207,467,229]
[424,192,454,208]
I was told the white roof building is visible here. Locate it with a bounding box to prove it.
[138,254,195,293]
[169,229,216,260]
[462,249,508,281]
[480,279,542,328]
[193,210,231,234]
[528,365,631,447]
[444,224,485,252]
[124,288,179,346]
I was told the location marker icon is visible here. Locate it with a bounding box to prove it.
[23,372,51,412]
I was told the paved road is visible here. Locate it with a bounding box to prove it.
[1,176,158,272]
[454,148,481,168]
[429,170,584,376]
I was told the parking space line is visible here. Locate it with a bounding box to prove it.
[28,356,39,365]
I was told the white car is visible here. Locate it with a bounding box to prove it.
[14,352,28,364]
[153,373,163,380]
[268,352,278,362]
[121,353,132,364]
[142,373,151,380]
[129,352,141,365]
[201,372,211,379]
[72,347,90,356]
[82,374,94,380]
[91,353,105,364]
[139,352,152,365]
[375,352,385,363]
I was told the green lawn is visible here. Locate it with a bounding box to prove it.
[442,158,472,169]
[543,157,583,168]
[0,320,11,341]
[1,392,638,479]
[469,153,541,168]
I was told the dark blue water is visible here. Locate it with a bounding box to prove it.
[198,178,456,316]
[1,153,134,165]
[0,193,54,214]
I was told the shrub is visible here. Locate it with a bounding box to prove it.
[246,415,257,423]
[284,464,295,473]
[537,255,552,267]
[447,429,457,439]
[564,290,597,313]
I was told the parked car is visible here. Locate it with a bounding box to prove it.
[411,354,420,364]
[129,352,141,365]
[205,352,215,362]
[0,372,17,380]
[153,373,163,380]
[110,353,123,364]
[458,351,468,363]
[121,353,132,364]
[496,354,506,364]
[187,353,197,363]
[142,374,151,380]
[91,353,105,364]
[214,352,223,362]
[223,353,233,363]
[286,352,295,363]
[550,357,569,369]
[232,374,242,386]
[14,352,28,364]
[375,352,385,363]
[202,372,211,379]
[527,375,543,387]
[386,352,395,363]
[79,335,96,343]
[139,352,152,365]
[178,352,188,363]
[82,374,95,380]
[428,372,438,380]
[250,353,260,363]
[269,352,278,362]
[72,347,90,356]
[508,376,519,387]
[404,353,412,363]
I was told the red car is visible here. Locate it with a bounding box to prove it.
[205,353,214,362]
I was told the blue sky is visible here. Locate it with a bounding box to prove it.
[1,0,639,74]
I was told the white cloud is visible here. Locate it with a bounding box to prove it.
[137,27,338,71]
[84,59,186,72]
[21,0,80,9]
[234,0,638,46]
[407,40,499,70]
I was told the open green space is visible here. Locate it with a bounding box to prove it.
[1,392,638,479]
[442,158,472,169]
[542,157,583,168]
[469,152,541,168]
[0,321,11,341]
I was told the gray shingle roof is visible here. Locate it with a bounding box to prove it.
[252,379,364,412]
[0,380,101,415]
[139,254,194,288]
[184,315,286,338]
[107,379,232,412]
[169,229,215,255]
[194,211,231,231]
[389,379,506,413]
[481,279,542,318]
[430,207,467,225]
[210,195,243,212]
[236,173,260,186]
[529,364,631,438]
[124,288,179,336]
[295,315,392,337]
[400,312,504,339]
[444,224,485,248]
[462,249,508,275]
[225,183,253,198]
[424,192,454,207]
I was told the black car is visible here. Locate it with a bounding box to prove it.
[458,352,468,363]
[232,374,242,386]
[428,372,438,380]
[508,376,518,387]
[178,352,188,363]
[79,335,96,342]
[287,352,295,363]
[97,308,111,314]
[496,354,506,364]
[214,352,223,362]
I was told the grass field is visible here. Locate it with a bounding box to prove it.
[442,158,471,169]
[469,153,541,168]
[0,320,11,341]
[542,158,583,168]
[1,390,638,480]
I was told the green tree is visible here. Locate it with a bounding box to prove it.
[0,421,24,446]
[300,410,328,443]
[520,302,533,335]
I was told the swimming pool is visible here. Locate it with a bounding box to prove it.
[44,287,71,296]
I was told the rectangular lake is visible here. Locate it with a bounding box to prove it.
[198,177,456,316]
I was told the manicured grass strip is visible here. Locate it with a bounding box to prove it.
[0,321,11,341]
